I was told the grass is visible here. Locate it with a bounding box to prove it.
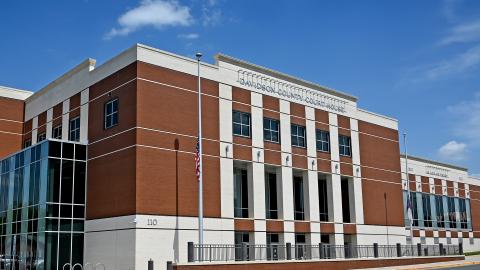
[464,251,480,256]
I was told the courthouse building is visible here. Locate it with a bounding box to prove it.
[0,44,478,270]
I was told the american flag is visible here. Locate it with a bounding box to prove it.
[195,139,201,181]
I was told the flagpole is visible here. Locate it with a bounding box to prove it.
[196,53,204,250]
[404,132,413,244]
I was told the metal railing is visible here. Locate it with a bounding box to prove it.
[188,242,463,263]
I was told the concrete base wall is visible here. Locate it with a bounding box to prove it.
[174,256,464,270]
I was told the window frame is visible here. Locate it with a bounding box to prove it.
[291,124,306,148]
[52,125,62,140]
[232,110,251,138]
[37,132,46,142]
[24,139,32,148]
[69,117,81,142]
[104,98,119,130]
[263,118,280,143]
[339,135,352,157]
[316,129,330,153]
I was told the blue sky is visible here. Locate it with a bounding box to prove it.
[1,0,479,175]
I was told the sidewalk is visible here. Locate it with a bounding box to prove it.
[356,256,480,270]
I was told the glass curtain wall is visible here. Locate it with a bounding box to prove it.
[0,140,86,270]
[403,190,472,230]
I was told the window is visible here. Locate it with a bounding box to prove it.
[293,176,305,220]
[318,176,329,222]
[459,198,468,229]
[341,178,351,223]
[234,168,249,218]
[52,125,62,139]
[339,135,351,157]
[37,132,46,142]
[233,111,251,137]
[435,195,445,228]
[263,118,280,143]
[291,125,306,148]
[422,194,432,228]
[412,193,419,227]
[265,172,278,219]
[316,130,330,152]
[69,117,80,142]
[104,99,119,129]
[447,197,457,229]
[24,139,32,148]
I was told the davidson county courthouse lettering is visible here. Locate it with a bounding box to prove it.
[0,44,478,270]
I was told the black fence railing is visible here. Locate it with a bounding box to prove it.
[187,242,463,262]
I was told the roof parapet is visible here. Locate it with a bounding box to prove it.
[215,53,358,103]
[401,154,468,172]
[26,58,96,103]
[0,85,33,100]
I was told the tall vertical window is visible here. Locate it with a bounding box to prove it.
[69,117,80,142]
[104,99,119,129]
[341,178,351,223]
[263,118,280,143]
[316,130,330,152]
[318,177,329,222]
[459,199,468,229]
[435,195,445,228]
[293,176,305,220]
[265,172,278,219]
[291,125,306,148]
[234,168,249,218]
[422,194,432,228]
[339,135,351,157]
[52,125,62,139]
[37,132,46,142]
[233,111,251,137]
[447,197,457,229]
[412,193,419,227]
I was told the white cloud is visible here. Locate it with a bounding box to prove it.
[424,44,480,80]
[438,141,467,161]
[442,0,460,22]
[105,0,193,39]
[201,0,222,26]
[177,33,199,39]
[447,92,480,145]
[440,20,480,45]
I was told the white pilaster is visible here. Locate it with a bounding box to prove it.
[80,89,89,143]
[62,100,70,141]
[46,108,53,139]
[279,100,294,223]
[281,167,294,221]
[250,92,263,149]
[305,107,319,223]
[219,84,234,219]
[329,113,340,162]
[252,162,266,220]
[31,117,38,144]
[350,118,364,224]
